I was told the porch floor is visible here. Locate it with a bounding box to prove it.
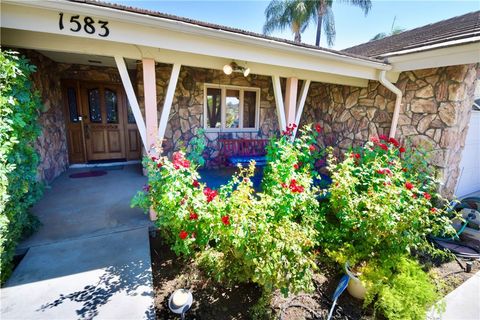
[1,164,155,319]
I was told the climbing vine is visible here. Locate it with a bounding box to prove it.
[0,50,43,283]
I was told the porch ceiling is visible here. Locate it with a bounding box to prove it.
[37,50,138,70]
[0,1,400,87]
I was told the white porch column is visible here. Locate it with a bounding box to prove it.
[158,63,181,143]
[114,55,147,149]
[142,58,158,153]
[272,75,287,132]
[293,80,311,138]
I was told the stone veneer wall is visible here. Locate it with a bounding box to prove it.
[136,64,279,166]
[301,64,479,197]
[22,50,69,182]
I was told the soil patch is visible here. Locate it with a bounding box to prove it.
[149,233,479,319]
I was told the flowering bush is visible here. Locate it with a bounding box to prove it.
[321,135,454,318]
[132,124,325,295]
[323,135,453,264]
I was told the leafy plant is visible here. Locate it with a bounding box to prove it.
[132,124,326,295]
[0,51,43,283]
[321,135,454,319]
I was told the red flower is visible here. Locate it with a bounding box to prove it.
[192,180,200,188]
[399,147,406,153]
[405,182,414,190]
[151,156,157,162]
[203,187,218,202]
[189,212,199,220]
[379,134,388,141]
[376,168,392,175]
[370,137,380,143]
[412,193,418,199]
[430,207,437,213]
[281,183,288,188]
[309,145,316,152]
[157,163,163,168]
[354,153,361,159]
[388,137,400,147]
[172,152,191,169]
[293,163,300,170]
[315,123,322,133]
[179,230,188,239]
[378,143,388,151]
[402,168,408,172]
[289,179,304,193]
[221,215,230,225]
[423,192,432,200]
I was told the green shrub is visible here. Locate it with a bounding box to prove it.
[132,124,325,295]
[322,135,454,319]
[0,50,43,283]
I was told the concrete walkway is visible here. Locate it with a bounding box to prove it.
[429,270,480,320]
[1,164,155,319]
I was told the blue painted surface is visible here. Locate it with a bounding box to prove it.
[198,167,264,191]
[333,274,350,300]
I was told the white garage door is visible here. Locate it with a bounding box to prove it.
[456,110,480,197]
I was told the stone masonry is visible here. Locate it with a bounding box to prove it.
[23,50,69,183]
[302,64,479,198]
[136,63,279,166]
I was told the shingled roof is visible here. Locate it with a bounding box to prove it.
[343,10,480,58]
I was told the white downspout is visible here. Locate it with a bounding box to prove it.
[378,70,403,138]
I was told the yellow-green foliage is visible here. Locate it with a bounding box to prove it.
[362,257,442,320]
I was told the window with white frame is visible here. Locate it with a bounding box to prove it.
[204,84,260,131]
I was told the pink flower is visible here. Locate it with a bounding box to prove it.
[179,230,188,239]
[370,137,380,143]
[405,182,414,190]
[379,134,388,141]
[172,152,190,169]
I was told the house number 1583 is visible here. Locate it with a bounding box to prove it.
[58,12,109,37]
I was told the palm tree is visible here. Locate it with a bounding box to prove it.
[313,0,372,47]
[370,16,405,41]
[263,0,313,43]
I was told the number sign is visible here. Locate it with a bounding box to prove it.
[59,12,109,37]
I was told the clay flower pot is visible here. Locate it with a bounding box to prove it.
[345,262,367,300]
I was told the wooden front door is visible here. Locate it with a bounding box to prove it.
[62,80,142,163]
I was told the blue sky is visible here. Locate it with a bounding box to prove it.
[114,0,480,50]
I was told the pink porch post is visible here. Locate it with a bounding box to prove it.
[143,58,159,221]
[142,58,158,154]
[284,77,298,126]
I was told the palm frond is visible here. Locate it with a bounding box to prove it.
[323,5,336,47]
[338,0,372,15]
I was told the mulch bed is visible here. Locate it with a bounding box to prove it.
[149,232,479,319]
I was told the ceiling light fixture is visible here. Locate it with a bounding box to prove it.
[223,61,250,77]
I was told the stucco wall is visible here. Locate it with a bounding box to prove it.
[136,64,279,166]
[302,64,479,198]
